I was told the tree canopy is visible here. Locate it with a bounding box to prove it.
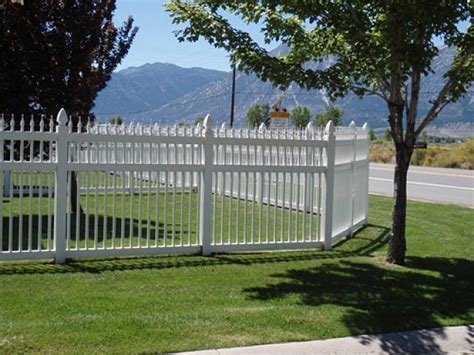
[246,102,271,128]
[291,106,311,129]
[1,0,137,215]
[0,0,137,120]
[314,106,344,127]
[167,0,473,265]
[109,116,124,125]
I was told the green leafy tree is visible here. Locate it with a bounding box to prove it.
[314,106,344,127]
[167,1,473,265]
[246,102,271,128]
[1,0,137,213]
[109,116,124,125]
[383,128,392,141]
[1,1,137,119]
[369,129,377,141]
[291,106,311,129]
[194,116,206,125]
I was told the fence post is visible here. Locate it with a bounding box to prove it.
[349,121,356,236]
[322,121,336,251]
[256,122,265,204]
[304,122,314,213]
[0,116,4,235]
[363,122,370,225]
[54,108,68,264]
[199,115,214,256]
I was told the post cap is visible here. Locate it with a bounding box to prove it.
[324,120,335,135]
[203,114,213,129]
[57,108,68,127]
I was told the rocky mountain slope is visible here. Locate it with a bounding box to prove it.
[95,46,473,130]
[94,62,227,117]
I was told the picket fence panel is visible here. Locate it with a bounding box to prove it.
[0,109,369,263]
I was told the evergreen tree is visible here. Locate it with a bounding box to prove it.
[369,129,376,141]
[0,0,137,121]
[1,0,137,214]
[314,106,344,127]
[291,106,311,129]
[109,116,124,125]
[246,102,270,128]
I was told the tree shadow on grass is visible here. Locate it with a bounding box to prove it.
[244,256,474,353]
[0,223,388,275]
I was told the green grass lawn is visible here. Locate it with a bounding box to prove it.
[0,195,473,354]
[2,190,316,251]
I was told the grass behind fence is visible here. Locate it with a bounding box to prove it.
[2,191,318,252]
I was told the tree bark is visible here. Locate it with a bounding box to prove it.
[386,144,411,265]
[70,171,83,215]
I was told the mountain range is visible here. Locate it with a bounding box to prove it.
[94,46,473,133]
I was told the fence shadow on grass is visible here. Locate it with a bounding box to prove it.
[1,215,196,252]
[0,222,389,275]
[244,255,474,354]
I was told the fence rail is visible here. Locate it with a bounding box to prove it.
[0,109,369,263]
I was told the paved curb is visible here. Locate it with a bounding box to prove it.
[176,325,474,354]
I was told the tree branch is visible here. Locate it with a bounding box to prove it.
[415,46,473,136]
[348,5,391,93]
[349,85,388,101]
[405,69,420,146]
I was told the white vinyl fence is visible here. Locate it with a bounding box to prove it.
[0,109,369,263]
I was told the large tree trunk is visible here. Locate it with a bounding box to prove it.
[386,144,411,265]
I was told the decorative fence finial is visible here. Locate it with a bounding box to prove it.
[324,120,335,135]
[57,108,68,127]
[203,114,213,129]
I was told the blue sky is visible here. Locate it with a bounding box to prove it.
[115,0,270,72]
[115,0,469,73]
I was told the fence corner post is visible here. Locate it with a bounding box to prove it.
[322,121,336,251]
[54,108,68,264]
[349,121,357,237]
[199,114,214,256]
[363,122,370,225]
[0,115,4,233]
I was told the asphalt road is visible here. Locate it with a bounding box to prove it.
[369,163,474,208]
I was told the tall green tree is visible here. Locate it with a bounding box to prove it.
[109,116,124,125]
[291,106,311,129]
[246,102,271,128]
[314,106,344,127]
[369,129,377,142]
[194,115,206,125]
[0,0,137,120]
[166,0,473,265]
[1,0,137,213]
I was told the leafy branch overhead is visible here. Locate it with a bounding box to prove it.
[166,0,472,137]
[166,0,473,265]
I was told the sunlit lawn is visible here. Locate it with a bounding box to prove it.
[0,195,473,354]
